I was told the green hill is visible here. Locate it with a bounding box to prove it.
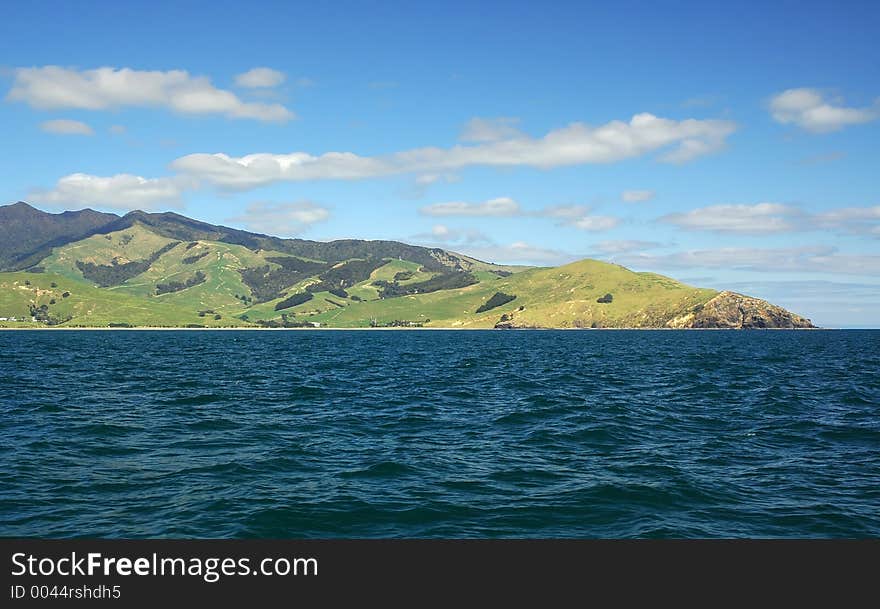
[0,202,815,329]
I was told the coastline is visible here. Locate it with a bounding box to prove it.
[0,325,832,331]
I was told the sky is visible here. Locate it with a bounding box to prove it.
[1,0,878,327]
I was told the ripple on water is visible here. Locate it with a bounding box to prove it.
[1,329,878,538]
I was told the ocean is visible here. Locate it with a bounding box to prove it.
[1,329,878,538]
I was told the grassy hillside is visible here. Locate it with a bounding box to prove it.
[0,271,238,327]
[0,212,815,329]
[491,260,717,328]
[269,259,717,328]
[0,235,719,329]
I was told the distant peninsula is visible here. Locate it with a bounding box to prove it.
[0,202,815,330]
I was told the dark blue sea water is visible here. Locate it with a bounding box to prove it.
[1,329,878,538]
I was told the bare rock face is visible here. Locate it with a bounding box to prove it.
[493,308,537,329]
[668,291,815,329]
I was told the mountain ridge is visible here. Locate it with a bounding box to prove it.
[0,202,119,271]
[0,202,500,274]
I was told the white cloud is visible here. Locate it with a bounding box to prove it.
[769,88,878,133]
[401,173,461,200]
[815,205,880,237]
[172,151,389,188]
[660,203,803,233]
[539,205,591,219]
[171,112,737,188]
[660,202,880,237]
[109,124,126,135]
[460,241,577,266]
[593,240,662,254]
[415,173,459,186]
[431,224,453,238]
[234,67,286,89]
[420,197,521,217]
[659,137,720,163]
[8,66,293,122]
[228,201,329,236]
[40,119,93,136]
[413,224,491,245]
[29,173,188,210]
[459,117,522,142]
[419,198,620,231]
[617,246,880,276]
[621,189,655,203]
[570,215,620,231]
[815,205,880,224]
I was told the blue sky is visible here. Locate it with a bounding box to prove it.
[1,1,879,326]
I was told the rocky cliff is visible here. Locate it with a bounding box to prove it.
[666,291,815,329]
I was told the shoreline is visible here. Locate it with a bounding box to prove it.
[0,326,836,331]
